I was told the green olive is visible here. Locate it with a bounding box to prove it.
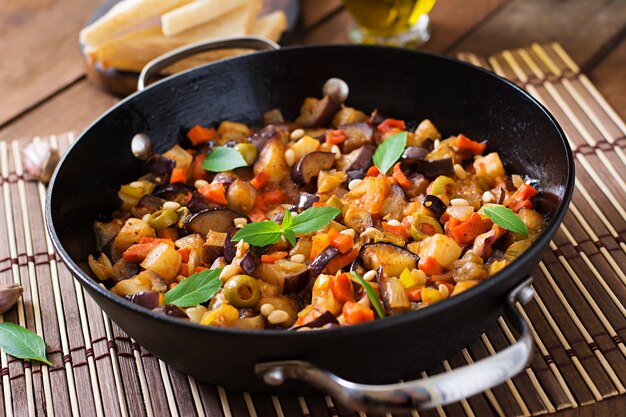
[235,143,258,166]
[429,175,456,198]
[410,215,443,241]
[147,209,179,230]
[223,275,261,308]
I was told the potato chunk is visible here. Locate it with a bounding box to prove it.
[114,218,155,252]
[140,242,182,280]
[473,152,505,186]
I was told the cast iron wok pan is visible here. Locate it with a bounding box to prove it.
[46,37,574,412]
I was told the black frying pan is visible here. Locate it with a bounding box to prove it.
[46,37,574,412]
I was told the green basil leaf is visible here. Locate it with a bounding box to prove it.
[232,221,283,246]
[202,146,248,172]
[0,322,52,366]
[164,268,223,307]
[483,205,529,237]
[372,131,407,174]
[350,272,385,319]
[282,208,294,230]
[290,206,341,235]
[283,229,297,247]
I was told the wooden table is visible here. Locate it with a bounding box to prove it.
[0,1,624,416]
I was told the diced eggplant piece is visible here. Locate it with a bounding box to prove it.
[185,208,244,235]
[255,259,309,294]
[147,155,176,183]
[424,195,446,219]
[291,311,339,330]
[94,219,123,253]
[112,270,166,296]
[339,123,374,153]
[295,96,341,128]
[473,227,506,259]
[137,194,166,212]
[153,304,188,318]
[267,205,297,224]
[339,145,375,172]
[297,192,319,211]
[402,146,429,161]
[263,109,285,126]
[380,184,406,220]
[202,231,227,264]
[402,158,454,180]
[224,227,239,263]
[291,151,335,185]
[343,207,373,234]
[152,183,195,201]
[185,191,212,213]
[126,291,160,309]
[213,172,236,187]
[240,249,261,276]
[369,108,386,126]
[309,246,340,277]
[111,258,141,282]
[359,243,420,278]
[403,173,429,198]
[250,125,283,150]
[379,276,410,315]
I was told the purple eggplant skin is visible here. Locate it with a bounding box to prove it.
[424,195,446,220]
[184,208,244,234]
[309,246,340,277]
[340,123,374,153]
[153,304,188,319]
[152,183,195,201]
[403,173,429,198]
[240,250,261,275]
[291,151,336,185]
[347,168,366,181]
[147,155,176,183]
[137,194,166,212]
[185,191,213,213]
[283,269,309,294]
[295,96,341,128]
[369,108,386,126]
[344,145,375,172]
[402,146,429,161]
[223,227,239,264]
[126,291,160,309]
[213,173,237,187]
[290,311,339,331]
[402,158,454,180]
[297,192,319,211]
[358,243,419,278]
[250,125,283,150]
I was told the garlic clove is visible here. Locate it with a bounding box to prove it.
[0,283,24,314]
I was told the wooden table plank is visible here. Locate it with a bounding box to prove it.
[0,81,117,142]
[0,0,102,127]
[449,0,626,67]
[589,36,626,121]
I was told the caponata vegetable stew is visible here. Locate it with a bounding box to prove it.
[89,90,545,330]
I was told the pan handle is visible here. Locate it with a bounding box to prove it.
[255,278,535,413]
[137,36,280,91]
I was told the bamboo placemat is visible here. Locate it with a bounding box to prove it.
[0,43,624,417]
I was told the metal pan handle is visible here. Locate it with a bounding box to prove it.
[137,36,280,91]
[255,278,535,413]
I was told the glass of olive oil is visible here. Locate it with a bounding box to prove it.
[342,0,436,48]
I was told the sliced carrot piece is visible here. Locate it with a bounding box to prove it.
[261,190,285,205]
[248,208,267,222]
[507,183,538,212]
[331,273,355,304]
[250,171,270,189]
[170,167,187,184]
[392,162,411,189]
[187,125,216,146]
[377,118,406,134]
[198,182,228,205]
[366,166,380,177]
[455,134,486,154]
[326,129,347,145]
[261,252,289,263]
[330,232,354,254]
[342,301,374,325]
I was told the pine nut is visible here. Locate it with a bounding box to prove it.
[260,303,275,316]
[340,228,356,239]
[194,179,209,189]
[360,227,384,240]
[268,309,289,325]
[284,149,296,167]
[482,191,495,203]
[411,269,427,286]
[348,179,362,191]
[129,181,143,188]
[235,241,249,259]
[453,164,467,180]
[234,217,248,228]
[387,219,401,226]
[163,201,181,210]
[433,139,440,148]
[219,264,240,281]
[363,270,377,281]
[141,213,152,223]
[512,175,524,188]
[331,145,342,160]
[450,198,469,206]
[438,284,450,298]
[290,129,305,141]
[290,254,306,264]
